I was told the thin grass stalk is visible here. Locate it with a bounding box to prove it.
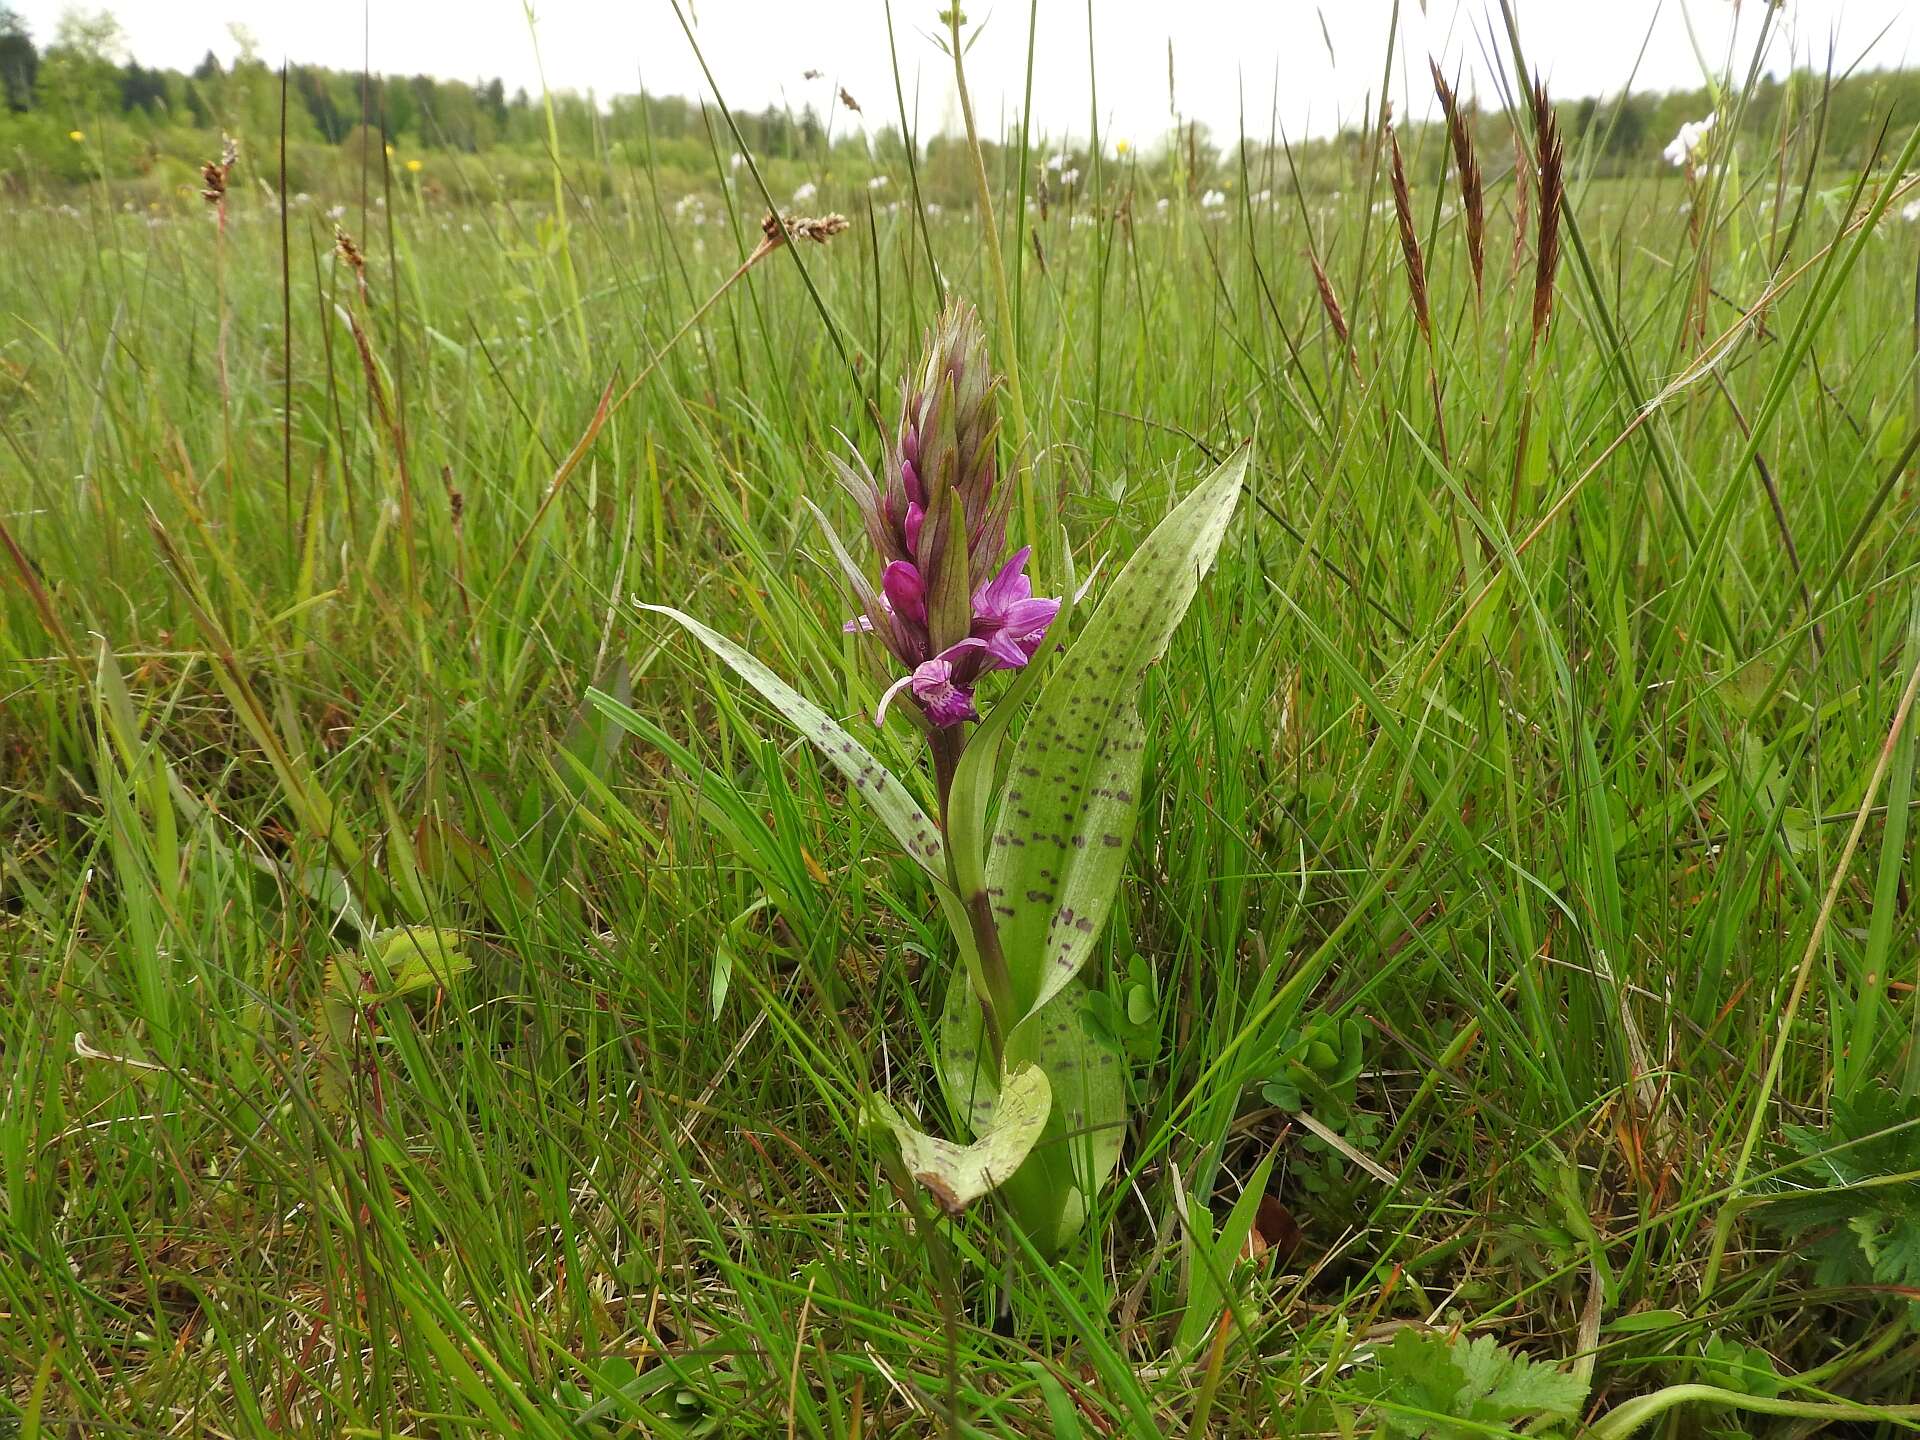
[1510,129,1531,279]
[201,136,236,507]
[944,8,1038,565]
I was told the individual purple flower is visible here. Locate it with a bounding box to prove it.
[970,548,1060,670]
[877,641,985,727]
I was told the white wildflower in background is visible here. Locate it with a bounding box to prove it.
[868,175,890,191]
[1155,196,1170,212]
[1200,189,1227,209]
[1047,151,1070,172]
[793,181,818,203]
[1058,167,1080,187]
[1902,199,1920,223]
[925,201,943,216]
[729,152,746,171]
[1663,112,1716,168]
[1251,188,1272,205]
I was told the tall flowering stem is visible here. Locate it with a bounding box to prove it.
[828,301,1060,1053]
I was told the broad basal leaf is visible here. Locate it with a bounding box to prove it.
[986,444,1248,1030]
[626,604,945,880]
[863,1062,1051,1216]
[353,926,472,997]
[315,927,472,1112]
[939,964,1126,1242]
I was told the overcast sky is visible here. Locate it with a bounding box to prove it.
[12,1,1917,143]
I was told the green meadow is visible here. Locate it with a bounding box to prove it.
[5,19,1920,1437]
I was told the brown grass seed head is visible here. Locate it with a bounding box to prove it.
[1387,127,1431,340]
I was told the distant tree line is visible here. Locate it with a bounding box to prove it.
[3,4,1919,200]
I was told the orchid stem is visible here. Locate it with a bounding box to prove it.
[934,726,1014,1067]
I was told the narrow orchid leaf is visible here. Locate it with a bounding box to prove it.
[631,603,945,879]
[802,498,888,640]
[862,1062,1051,1216]
[1176,1147,1278,1355]
[987,444,1249,1031]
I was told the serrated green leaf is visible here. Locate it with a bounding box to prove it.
[863,1062,1051,1216]
[1365,1330,1588,1439]
[614,606,945,880]
[987,444,1248,1035]
[1768,1084,1920,1300]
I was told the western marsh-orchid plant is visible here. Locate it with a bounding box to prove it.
[609,300,1246,1252]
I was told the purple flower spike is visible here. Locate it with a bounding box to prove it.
[828,300,1060,728]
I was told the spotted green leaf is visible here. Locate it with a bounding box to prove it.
[986,445,1248,1032]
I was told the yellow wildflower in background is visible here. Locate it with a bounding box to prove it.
[1114,138,1131,155]
[406,158,423,173]
[69,130,85,142]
